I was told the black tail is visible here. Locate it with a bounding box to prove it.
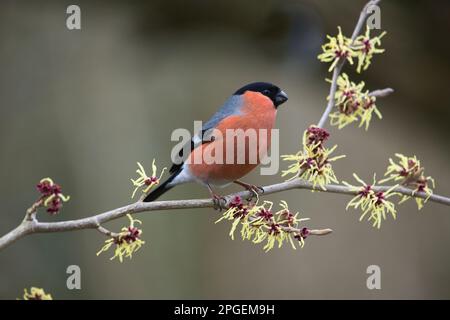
[143,170,179,202]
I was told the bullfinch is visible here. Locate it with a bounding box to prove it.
[143,82,288,204]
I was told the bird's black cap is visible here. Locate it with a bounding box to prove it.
[234,82,288,107]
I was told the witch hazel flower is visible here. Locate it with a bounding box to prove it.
[352,27,387,73]
[215,198,310,252]
[96,214,145,262]
[329,73,382,130]
[343,174,400,229]
[21,287,52,300]
[258,200,310,251]
[380,154,435,209]
[282,126,345,190]
[131,159,166,199]
[318,26,356,72]
[35,178,70,215]
[318,26,386,73]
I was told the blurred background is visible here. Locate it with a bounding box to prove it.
[1,0,449,299]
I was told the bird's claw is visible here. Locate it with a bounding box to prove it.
[245,185,264,202]
[212,194,227,211]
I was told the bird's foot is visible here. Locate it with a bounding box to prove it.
[207,184,227,210]
[211,194,227,211]
[234,180,264,202]
[246,185,264,202]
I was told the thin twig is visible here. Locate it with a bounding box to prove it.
[369,88,394,98]
[97,226,119,238]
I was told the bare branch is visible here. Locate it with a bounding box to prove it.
[1,178,449,251]
[369,88,394,98]
[309,229,333,236]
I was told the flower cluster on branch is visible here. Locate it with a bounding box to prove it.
[319,25,387,130]
[318,26,356,72]
[97,214,145,262]
[318,26,386,73]
[282,126,345,190]
[215,196,311,252]
[343,174,399,228]
[343,154,435,228]
[328,73,382,130]
[380,154,435,209]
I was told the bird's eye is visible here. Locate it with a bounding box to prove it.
[262,89,271,96]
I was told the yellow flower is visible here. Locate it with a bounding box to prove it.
[282,126,345,190]
[318,26,386,73]
[215,198,310,252]
[380,154,435,209]
[22,287,52,300]
[131,159,166,199]
[96,214,145,262]
[329,73,382,130]
[353,27,387,73]
[333,73,366,106]
[318,26,356,72]
[343,174,400,229]
[358,95,382,130]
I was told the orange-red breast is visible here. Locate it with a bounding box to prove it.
[144,82,288,202]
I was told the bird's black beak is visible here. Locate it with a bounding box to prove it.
[275,90,288,107]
